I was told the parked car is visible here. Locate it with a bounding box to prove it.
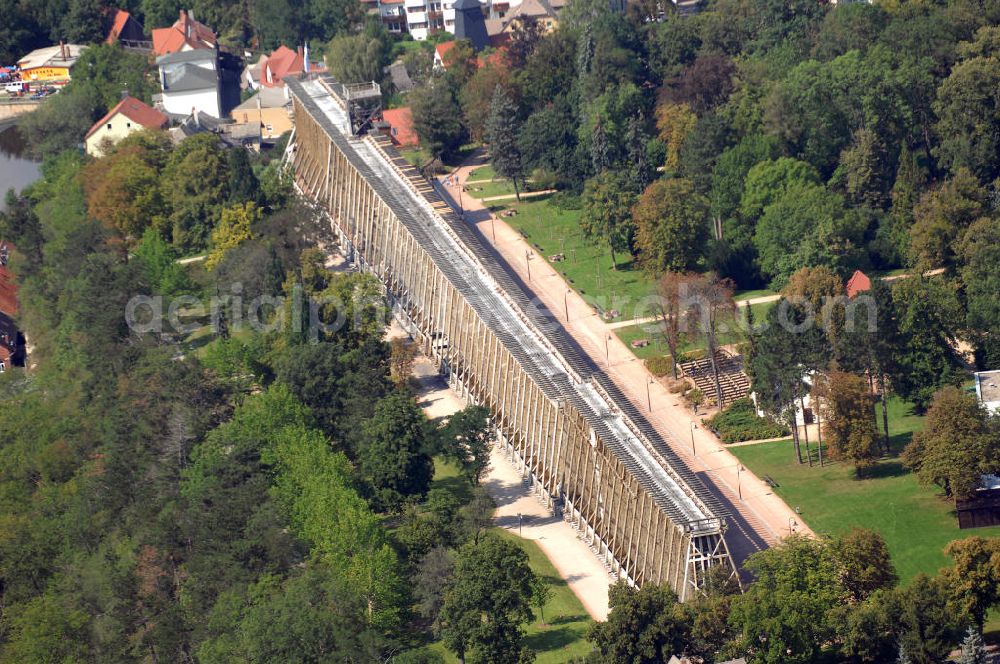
[4,82,27,94]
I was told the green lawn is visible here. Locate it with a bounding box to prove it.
[612,300,774,362]
[429,528,594,663]
[428,460,593,662]
[496,197,654,315]
[730,397,1000,583]
[466,164,496,182]
[465,179,524,199]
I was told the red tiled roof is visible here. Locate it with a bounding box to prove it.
[846,270,872,299]
[85,96,168,140]
[435,41,457,63]
[106,9,132,44]
[0,241,18,318]
[152,9,216,56]
[382,107,418,147]
[262,45,304,87]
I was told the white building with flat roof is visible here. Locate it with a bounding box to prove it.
[974,370,1000,414]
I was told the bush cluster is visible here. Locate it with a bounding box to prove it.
[705,398,788,443]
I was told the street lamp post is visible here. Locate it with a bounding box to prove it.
[605,334,611,367]
[690,421,697,457]
[564,289,570,323]
[490,214,496,242]
[646,377,653,412]
[737,464,744,500]
[525,250,531,282]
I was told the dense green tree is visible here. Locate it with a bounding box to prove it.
[360,391,434,512]
[941,537,1000,630]
[197,563,390,662]
[830,527,897,604]
[819,371,880,475]
[729,536,846,664]
[485,85,526,201]
[519,103,580,181]
[410,75,466,160]
[438,405,492,486]
[160,133,230,250]
[134,228,192,296]
[754,182,866,287]
[18,84,102,158]
[902,386,999,499]
[633,178,709,274]
[934,35,1000,182]
[588,581,691,664]
[739,157,821,224]
[325,31,392,85]
[908,169,988,271]
[580,171,636,270]
[889,277,964,409]
[439,534,539,664]
[958,217,1000,367]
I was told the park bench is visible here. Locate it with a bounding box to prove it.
[762,475,779,489]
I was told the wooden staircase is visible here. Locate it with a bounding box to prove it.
[678,350,751,408]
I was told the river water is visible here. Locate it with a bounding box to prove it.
[0,124,41,211]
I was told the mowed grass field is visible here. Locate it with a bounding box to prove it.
[730,397,1000,583]
[427,461,593,663]
[495,197,654,314]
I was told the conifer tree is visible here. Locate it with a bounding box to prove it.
[485,85,526,201]
[958,626,988,664]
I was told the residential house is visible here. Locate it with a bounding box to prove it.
[0,243,25,373]
[380,107,418,147]
[433,40,457,69]
[378,0,409,34]
[17,43,86,83]
[151,9,216,56]
[156,48,240,119]
[105,9,146,46]
[247,45,304,90]
[845,269,872,299]
[84,95,168,157]
[230,86,293,143]
[494,0,566,34]
[169,109,258,148]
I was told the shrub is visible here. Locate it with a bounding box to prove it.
[705,398,789,443]
[549,191,582,210]
[667,378,690,394]
[645,356,674,377]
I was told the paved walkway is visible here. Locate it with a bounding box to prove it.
[605,293,781,331]
[406,349,612,620]
[435,152,812,569]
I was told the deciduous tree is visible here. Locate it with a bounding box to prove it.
[819,371,880,475]
[360,391,434,512]
[940,537,1000,629]
[588,581,691,664]
[580,171,636,270]
[901,386,999,499]
[439,534,539,664]
[633,178,709,274]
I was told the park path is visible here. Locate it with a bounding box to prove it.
[605,293,782,331]
[399,337,612,621]
[434,153,813,570]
